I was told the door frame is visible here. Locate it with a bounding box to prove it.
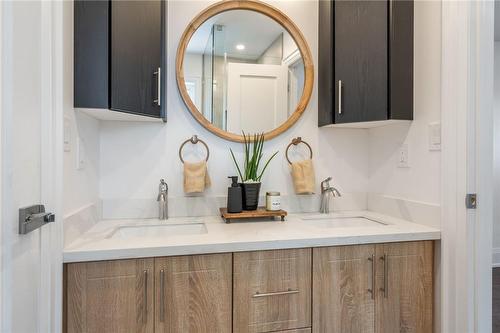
[441,1,494,332]
[0,1,64,331]
[0,1,3,327]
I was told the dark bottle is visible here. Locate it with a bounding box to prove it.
[227,176,242,213]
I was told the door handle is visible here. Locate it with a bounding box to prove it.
[380,254,388,298]
[368,254,375,299]
[19,204,55,234]
[153,67,161,106]
[143,270,148,323]
[159,269,165,322]
[338,80,342,114]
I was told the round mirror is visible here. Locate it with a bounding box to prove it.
[176,1,313,142]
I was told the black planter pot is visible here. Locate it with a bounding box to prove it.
[240,182,261,210]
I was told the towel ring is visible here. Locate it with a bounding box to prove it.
[285,137,313,164]
[179,135,210,163]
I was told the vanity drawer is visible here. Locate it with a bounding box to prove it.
[233,248,312,333]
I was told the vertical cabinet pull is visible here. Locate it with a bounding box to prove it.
[338,80,342,114]
[143,270,148,323]
[380,254,388,298]
[159,269,165,322]
[368,254,375,299]
[154,67,161,106]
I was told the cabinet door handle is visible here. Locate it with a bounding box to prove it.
[153,67,161,106]
[380,254,388,298]
[159,269,165,322]
[368,254,375,299]
[252,289,299,298]
[338,80,342,114]
[143,270,148,323]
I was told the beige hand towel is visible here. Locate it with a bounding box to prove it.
[291,159,316,194]
[184,161,211,193]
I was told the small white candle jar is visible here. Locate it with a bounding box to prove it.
[266,192,281,211]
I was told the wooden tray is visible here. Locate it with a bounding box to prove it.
[219,207,287,223]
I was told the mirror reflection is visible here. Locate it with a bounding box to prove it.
[183,10,305,134]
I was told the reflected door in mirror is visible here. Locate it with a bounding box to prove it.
[227,63,288,133]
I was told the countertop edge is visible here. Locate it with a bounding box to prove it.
[63,230,441,263]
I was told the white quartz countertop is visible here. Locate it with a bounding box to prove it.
[63,211,440,263]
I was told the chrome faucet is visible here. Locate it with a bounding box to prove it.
[157,179,168,220]
[320,177,341,214]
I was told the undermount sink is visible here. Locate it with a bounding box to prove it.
[301,216,388,228]
[107,223,208,240]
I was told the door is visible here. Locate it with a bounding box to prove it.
[313,245,375,333]
[1,1,62,332]
[66,259,155,332]
[375,241,433,333]
[227,63,288,133]
[155,254,232,333]
[440,2,494,331]
[111,0,162,117]
[334,0,387,123]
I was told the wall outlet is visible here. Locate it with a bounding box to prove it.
[76,137,85,170]
[398,143,409,168]
[428,122,441,151]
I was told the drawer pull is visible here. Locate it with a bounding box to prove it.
[252,289,299,298]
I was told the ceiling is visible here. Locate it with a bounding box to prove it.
[186,10,289,60]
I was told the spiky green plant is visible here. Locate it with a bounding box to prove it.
[230,132,278,183]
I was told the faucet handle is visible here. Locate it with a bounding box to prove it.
[321,177,332,189]
[158,179,168,193]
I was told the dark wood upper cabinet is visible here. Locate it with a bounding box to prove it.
[74,0,165,119]
[318,0,413,127]
[74,1,109,110]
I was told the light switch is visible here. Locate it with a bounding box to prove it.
[398,143,409,168]
[428,122,441,151]
[76,137,85,170]
[64,116,71,152]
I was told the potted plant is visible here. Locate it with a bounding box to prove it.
[230,132,278,210]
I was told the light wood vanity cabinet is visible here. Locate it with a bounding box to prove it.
[65,242,433,333]
[154,254,232,333]
[313,241,433,333]
[66,258,155,333]
[65,254,231,333]
[233,249,312,333]
[375,241,434,333]
[313,245,376,333]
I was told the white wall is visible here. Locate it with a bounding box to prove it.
[493,42,500,263]
[99,0,370,219]
[63,0,442,224]
[367,0,442,228]
[63,1,100,224]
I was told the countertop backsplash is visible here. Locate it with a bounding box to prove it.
[100,192,367,220]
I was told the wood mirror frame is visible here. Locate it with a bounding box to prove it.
[176,0,314,142]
